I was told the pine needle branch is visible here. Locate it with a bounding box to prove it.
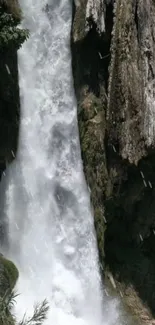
[18,299,49,325]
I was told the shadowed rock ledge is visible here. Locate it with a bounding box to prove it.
[0,0,28,180]
[71,0,155,322]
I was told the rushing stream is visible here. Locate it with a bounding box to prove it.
[0,1,138,324]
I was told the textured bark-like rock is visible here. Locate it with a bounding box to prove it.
[72,0,155,322]
[105,3,155,315]
[72,0,112,266]
[85,0,106,33]
[72,0,113,42]
[107,0,155,164]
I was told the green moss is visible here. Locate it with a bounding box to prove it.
[0,256,18,324]
[78,92,108,264]
[94,207,106,261]
[0,256,19,297]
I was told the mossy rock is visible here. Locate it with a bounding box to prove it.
[0,255,19,297]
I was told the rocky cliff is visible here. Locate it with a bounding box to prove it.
[71,0,155,322]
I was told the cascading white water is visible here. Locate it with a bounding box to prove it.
[0,1,135,325]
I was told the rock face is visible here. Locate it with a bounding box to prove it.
[107,0,155,164]
[72,0,113,266]
[0,48,20,178]
[71,0,155,320]
[85,0,106,34]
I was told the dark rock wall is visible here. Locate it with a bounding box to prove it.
[71,0,155,319]
[0,1,21,179]
[0,48,20,178]
[0,1,21,249]
[71,0,111,266]
[107,0,155,164]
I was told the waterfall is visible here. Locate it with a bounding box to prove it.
[0,0,129,324]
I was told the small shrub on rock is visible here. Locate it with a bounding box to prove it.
[0,5,29,50]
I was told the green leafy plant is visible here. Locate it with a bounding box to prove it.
[0,5,29,49]
[0,289,17,325]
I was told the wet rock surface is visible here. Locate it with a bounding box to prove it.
[71,0,155,321]
[0,0,21,179]
[0,49,20,178]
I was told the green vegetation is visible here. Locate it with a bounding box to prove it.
[0,290,49,325]
[78,91,108,266]
[0,0,29,49]
[0,255,19,298]
[18,298,49,325]
[0,255,49,325]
